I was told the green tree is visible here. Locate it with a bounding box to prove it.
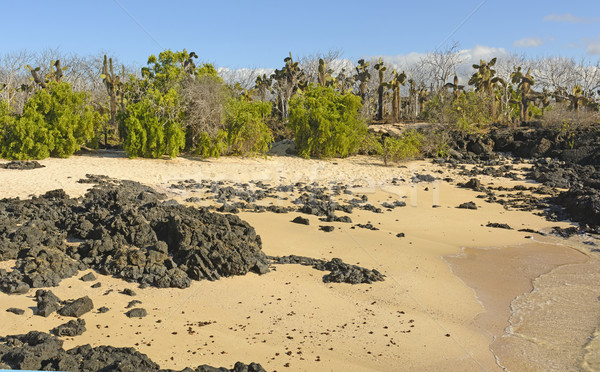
[288,85,366,158]
[1,81,98,159]
[121,87,185,158]
[225,98,273,156]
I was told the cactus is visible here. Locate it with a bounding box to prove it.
[271,52,305,120]
[334,68,354,95]
[354,59,370,102]
[510,67,535,122]
[469,58,504,120]
[444,73,464,101]
[100,55,124,147]
[389,70,407,122]
[374,58,387,121]
[254,74,273,101]
[568,84,588,112]
[26,60,68,90]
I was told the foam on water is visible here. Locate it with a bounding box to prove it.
[446,233,600,371]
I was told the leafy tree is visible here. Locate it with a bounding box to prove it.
[1,81,98,159]
[288,85,366,158]
[224,98,273,156]
[121,87,185,158]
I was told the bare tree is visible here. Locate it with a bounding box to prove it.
[180,75,230,149]
[300,49,344,84]
[420,42,464,93]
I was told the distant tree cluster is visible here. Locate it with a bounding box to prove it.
[0,46,599,162]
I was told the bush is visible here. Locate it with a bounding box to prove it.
[359,131,383,155]
[382,129,424,165]
[288,85,367,158]
[449,91,493,133]
[0,81,98,160]
[224,99,273,156]
[194,130,227,158]
[121,88,185,158]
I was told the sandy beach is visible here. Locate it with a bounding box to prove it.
[1,152,598,371]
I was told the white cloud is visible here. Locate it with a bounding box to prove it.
[513,37,544,48]
[587,43,600,55]
[381,52,426,69]
[543,13,600,24]
[457,45,510,65]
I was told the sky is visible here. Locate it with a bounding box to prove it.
[1,0,599,69]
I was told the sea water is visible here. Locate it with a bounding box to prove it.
[447,233,600,371]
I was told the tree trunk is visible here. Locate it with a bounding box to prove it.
[377,85,384,121]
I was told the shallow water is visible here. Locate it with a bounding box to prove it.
[445,238,600,371]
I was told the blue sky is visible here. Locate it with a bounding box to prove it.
[1,0,599,68]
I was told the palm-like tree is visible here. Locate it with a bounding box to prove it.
[510,67,535,122]
[444,73,464,101]
[374,58,387,121]
[468,58,504,120]
[390,69,406,122]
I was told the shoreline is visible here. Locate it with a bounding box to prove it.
[0,153,597,371]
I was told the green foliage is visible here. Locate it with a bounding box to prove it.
[450,91,493,133]
[224,99,273,156]
[194,130,227,158]
[359,131,383,155]
[121,88,185,158]
[421,128,450,158]
[382,130,424,165]
[288,85,367,158]
[1,81,98,159]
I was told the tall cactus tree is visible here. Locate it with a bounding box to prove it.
[354,59,371,102]
[389,69,407,122]
[468,58,504,120]
[374,58,387,121]
[510,67,535,122]
[444,73,464,101]
[335,68,354,95]
[568,85,589,113]
[317,58,333,87]
[100,55,124,147]
[271,52,305,120]
[254,74,273,102]
[26,60,68,90]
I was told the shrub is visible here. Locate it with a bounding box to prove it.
[450,91,493,133]
[0,81,98,160]
[382,129,424,165]
[359,131,383,155]
[194,130,227,158]
[288,85,367,158]
[121,88,185,158]
[224,98,273,156]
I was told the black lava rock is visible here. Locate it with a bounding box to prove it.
[457,201,478,210]
[486,222,512,229]
[80,272,96,282]
[6,308,25,315]
[58,296,94,318]
[51,319,86,337]
[291,216,310,225]
[125,308,147,318]
[268,255,385,284]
